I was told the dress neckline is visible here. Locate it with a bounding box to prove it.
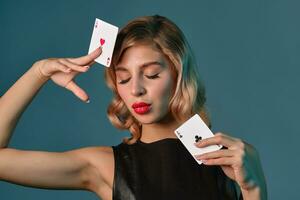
[137,137,180,145]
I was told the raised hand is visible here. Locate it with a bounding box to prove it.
[33,47,102,102]
[194,132,267,199]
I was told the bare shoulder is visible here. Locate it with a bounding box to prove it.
[83,146,114,171]
[75,146,115,194]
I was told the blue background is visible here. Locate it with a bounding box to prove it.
[0,0,299,199]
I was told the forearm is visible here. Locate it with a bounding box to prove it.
[0,62,49,148]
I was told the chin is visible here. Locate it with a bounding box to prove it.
[133,115,156,124]
[134,112,168,125]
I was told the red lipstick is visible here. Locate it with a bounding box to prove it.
[132,102,151,114]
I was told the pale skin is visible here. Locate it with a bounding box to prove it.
[0,44,267,200]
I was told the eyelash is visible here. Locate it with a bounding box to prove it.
[118,74,160,84]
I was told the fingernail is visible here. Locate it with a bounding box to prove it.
[86,99,90,103]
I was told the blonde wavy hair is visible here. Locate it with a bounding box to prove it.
[104,15,211,145]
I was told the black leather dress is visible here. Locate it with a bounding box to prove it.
[112,138,242,200]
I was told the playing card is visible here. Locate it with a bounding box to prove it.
[88,18,119,67]
[174,114,222,165]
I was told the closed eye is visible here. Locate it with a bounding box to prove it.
[118,78,130,84]
[145,74,160,79]
[118,73,160,84]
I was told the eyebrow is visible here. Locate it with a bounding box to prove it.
[115,61,163,72]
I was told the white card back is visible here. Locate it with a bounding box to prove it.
[174,114,222,165]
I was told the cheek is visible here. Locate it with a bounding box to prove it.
[117,86,129,103]
[150,77,174,101]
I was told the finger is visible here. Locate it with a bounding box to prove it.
[87,60,96,66]
[81,60,96,69]
[202,157,235,166]
[69,47,102,66]
[59,59,90,73]
[65,81,89,103]
[195,132,236,148]
[194,149,235,160]
[55,61,72,73]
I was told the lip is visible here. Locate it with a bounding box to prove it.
[131,102,151,109]
[132,102,152,114]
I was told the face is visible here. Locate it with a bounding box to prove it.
[115,44,175,124]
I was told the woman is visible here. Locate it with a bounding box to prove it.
[0,15,267,200]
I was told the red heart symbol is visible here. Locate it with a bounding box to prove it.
[100,38,105,46]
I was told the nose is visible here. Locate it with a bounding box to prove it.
[131,77,146,96]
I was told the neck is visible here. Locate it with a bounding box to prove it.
[140,113,181,143]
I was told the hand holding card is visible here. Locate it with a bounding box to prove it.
[88,18,118,67]
[174,114,222,165]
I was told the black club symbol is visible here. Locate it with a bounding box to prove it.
[195,135,202,142]
[176,131,183,138]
